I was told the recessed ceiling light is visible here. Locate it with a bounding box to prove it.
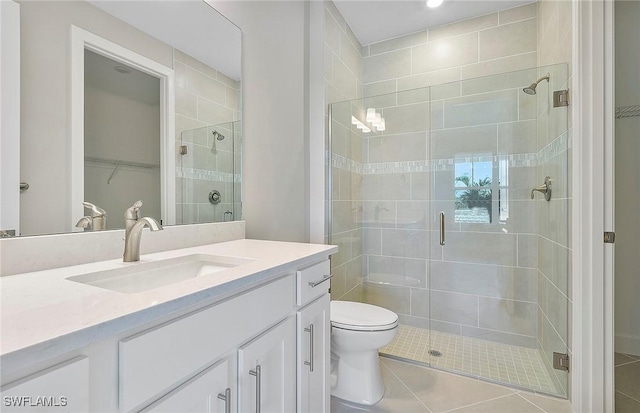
[426,0,444,8]
[113,65,132,74]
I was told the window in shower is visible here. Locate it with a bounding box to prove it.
[454,156,493,223]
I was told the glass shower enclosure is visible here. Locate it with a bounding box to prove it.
[328,64,570,397]
[177,121,242,224]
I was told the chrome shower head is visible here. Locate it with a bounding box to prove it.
[522,73,550,95]
[212,131,225,141]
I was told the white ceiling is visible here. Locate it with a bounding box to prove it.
[334,0,536,46]
[85,50,160,105]
[90,1,241,81]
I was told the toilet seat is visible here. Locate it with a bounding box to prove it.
[331,301,399,331]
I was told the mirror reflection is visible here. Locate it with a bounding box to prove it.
[3,0,242,237]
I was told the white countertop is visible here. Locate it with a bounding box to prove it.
[0,239,337,370]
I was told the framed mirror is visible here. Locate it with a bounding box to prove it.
[0,0,242,237]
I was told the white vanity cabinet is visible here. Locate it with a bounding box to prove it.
[296,260,331,413]
[238,318,296,413]
[297,294,330,413]
[0,357,89,413]
[141,356,235,413]
[1,248,335,413]
[120,274,295,412]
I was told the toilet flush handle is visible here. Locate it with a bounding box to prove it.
[308,274,333,288]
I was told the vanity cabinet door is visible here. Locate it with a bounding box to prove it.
[297,294,330,413]
[0,357,89,413]
[238,317,295,413]
[140,355,235,413]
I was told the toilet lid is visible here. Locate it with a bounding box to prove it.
[331,301,398,331]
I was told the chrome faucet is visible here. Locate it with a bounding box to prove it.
[123,200,163,262]
[76,202,107,231]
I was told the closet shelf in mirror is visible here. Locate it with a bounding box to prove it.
[85,157,160,184]
[85,156,160,170]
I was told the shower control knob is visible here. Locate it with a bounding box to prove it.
[209,190,221,205]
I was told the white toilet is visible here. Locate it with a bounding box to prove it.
[330,301,399,405]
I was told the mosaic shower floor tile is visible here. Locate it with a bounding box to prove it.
[380,324,559,395]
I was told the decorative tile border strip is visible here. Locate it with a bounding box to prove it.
[330,153,363,173]
[177,167,240,182]
[537,131,569,165]
[329,131,570,175]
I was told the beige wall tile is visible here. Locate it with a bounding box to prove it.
[364,49,412,83]
[369,30,428,56]
[462,52,537,80]
[332,58,358,100]
[431,124,497,159]
[382,102,430,134]
[340,30,362,80]
[430,290,479,326]
[429,13,498,42]
[461,68,537,95]
[431,261,537,301]
[479,19,537,61]
[175,48,218,79]
[397,88,431,106]
[186,66,226,105]
[345,23,362,52]
[216,71,238,89]
[324,7,340,52]
[444,231,518,266]
[363,79,397,97]
[498,120,537,154]
[499,3,537,25]
[324,0,346,31]
[324,45,333,82]
[381,229,430,259]
[197,97,234,125]
[330,264,347,298]
[363,282,411,314]
[413,33,479,74]
[368,132,427,163]
[325,82,349,106]
[346,254,365,290]
[410,288,430,318]
[443,89,518,128]
[397,67,461,91]
[225,86,238,111]
[479,297,537,336]
[362,173,412,200]
[176,88,198,119]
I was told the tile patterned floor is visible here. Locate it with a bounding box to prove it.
[379,325,559,395]
[615,352,640,413]
[332,357,572,413]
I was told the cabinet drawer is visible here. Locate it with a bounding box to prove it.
[296,260,330,306]
[119,275,295,412]
[0,357,89,413]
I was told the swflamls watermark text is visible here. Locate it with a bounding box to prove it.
[3,396,68,407]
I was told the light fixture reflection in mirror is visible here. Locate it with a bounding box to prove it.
[2,0,242,237]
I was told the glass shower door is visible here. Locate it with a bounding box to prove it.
[428,65,570,397]
[177,122,236,224]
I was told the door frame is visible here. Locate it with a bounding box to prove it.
[571,0,615,411]
[70,25,175,230]
[0,0,21,235]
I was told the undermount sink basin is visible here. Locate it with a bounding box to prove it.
[66,254,255,294]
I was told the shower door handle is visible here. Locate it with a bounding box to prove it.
[439,212,445,246]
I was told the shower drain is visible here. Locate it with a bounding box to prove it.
[428,350,442,357]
